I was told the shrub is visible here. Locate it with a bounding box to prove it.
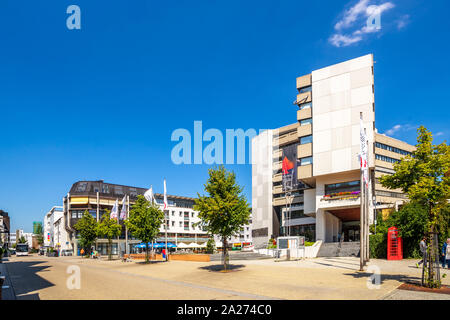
[369,233,387,259]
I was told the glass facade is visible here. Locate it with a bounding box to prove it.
[325,180,360,195]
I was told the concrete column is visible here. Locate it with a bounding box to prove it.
[315,209,326,241]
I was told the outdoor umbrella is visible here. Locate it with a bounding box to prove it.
[177,243,188,248]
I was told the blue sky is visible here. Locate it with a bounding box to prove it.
[1,0,449,233]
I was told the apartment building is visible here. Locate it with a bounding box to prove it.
[43,206,70,252]
[0,210,10,247]
[64,180,252,255]
[251,54,415,249]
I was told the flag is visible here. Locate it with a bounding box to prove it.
[163,179,168,210]
[359,117,369,188]
[119,195,127,220]
[144,186,154,204]
[110,198,119,220]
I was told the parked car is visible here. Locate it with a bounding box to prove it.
[61,249,73,256]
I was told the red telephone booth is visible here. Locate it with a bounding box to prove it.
[387,227,403,260]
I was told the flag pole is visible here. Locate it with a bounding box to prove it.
[125,194,129,255]
[164,179,168,262]
[359,112,365,271]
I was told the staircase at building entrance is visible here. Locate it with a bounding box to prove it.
[316,241,361,257]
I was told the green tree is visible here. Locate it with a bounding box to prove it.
[125,195,164,263]
[194,166,251,270]
[206,238,216,254]
[35,223,44,246]
[380,126,450,288]
[18,236,27,244]
[96,210,122,260]
[74,210,98,256]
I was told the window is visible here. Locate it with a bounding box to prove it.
[71,211,77,219]
[129,188,137,197]
[101,184,109,194]
[191,212,194,218]
[300,118,312,126]
[171,221,175,227]
[299,102,312,110]
[172,211,175,216]
[179,212,182,217]
[115,186,123,195]
[375,154,400,164]
[184,221,189,230]
[299,86,312,94]
[179,221,182,227]
[300,135,312,144]
[325,180,360,195]
[375,142,411,156]
[75,183,87,192]
[300,156,313,166]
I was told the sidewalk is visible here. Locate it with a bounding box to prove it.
[0,259,17,300]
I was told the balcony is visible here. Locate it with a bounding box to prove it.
[273,149,282,160]
[297,124,312,138]
[297,108,312,121]
[273,161,282,172]
[273,173,282,183]
[295,91,312,105]
[273,195,304,207]
[297,143,312,159]
[272,185,283,194]
[298,164,312,179]
[273,131,299,147]
[296,74,312,90]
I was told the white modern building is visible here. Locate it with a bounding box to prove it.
[44,206,70,252]
[251,54,415,249]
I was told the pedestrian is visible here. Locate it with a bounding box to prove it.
[80,248,84,256]
[416,236,427,268]
[442,238,450,269]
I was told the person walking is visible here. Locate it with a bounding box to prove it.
[416,236,427,268]
[442,238,450,269]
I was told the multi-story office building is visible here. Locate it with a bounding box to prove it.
[252,54,415,248]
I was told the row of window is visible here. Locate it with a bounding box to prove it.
[375,142,411,156]
[300,135,312,144]
[299,156,312,166]
[325,180,360,195]
[299,118,312,126]
[375,190,407,199]
[298,86,312,94]
[375,154,400,164]
[299,102,312,111]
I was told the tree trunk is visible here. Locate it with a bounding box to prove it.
[108,238,112,260]
[145,243,149,263]
[223,238,228,271]
[424,204,441,288]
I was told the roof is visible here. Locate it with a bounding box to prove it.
[69,180,197,202]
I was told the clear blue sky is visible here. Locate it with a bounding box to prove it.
[1,0,449,233]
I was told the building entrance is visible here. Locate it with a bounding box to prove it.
[341,221,360,242]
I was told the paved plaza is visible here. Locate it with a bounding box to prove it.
[2,255,449,300]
